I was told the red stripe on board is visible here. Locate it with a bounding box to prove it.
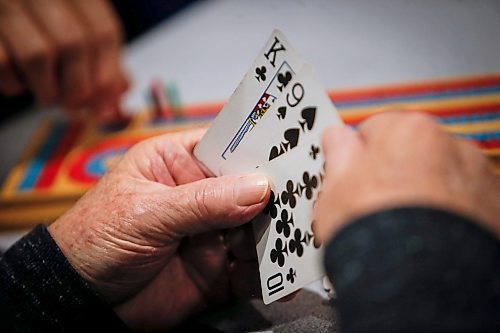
[342,103,500,126]
[477,139,500,150]
[35,122,83,189]
[328,75,500,104]
[178,76,500,118]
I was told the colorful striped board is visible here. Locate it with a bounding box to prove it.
[1,73,499,229]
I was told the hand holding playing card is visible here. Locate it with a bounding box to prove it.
[48,128,270,331]
[314,112,500,243]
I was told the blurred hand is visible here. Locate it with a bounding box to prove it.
[0,0,129,120]
[48,128,270,331]
[314,112,500,243]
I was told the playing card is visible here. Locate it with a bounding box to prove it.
[219,63,342,176]
[194,29,307,175]
[252,142,326,304]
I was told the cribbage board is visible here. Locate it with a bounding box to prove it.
[1,74,499,229]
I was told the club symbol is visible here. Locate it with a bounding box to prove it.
[276,209,294,238]
[263,190,280,218]
[309,145,320,160]
[255,66,267,82]
[289,228,305,257]
[286,267,297,284]
[277,71,293,92]
[302,172,318,200]
[270,238,288,267]
[281,180,298,208]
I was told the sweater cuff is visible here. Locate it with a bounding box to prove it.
[0,224,130,332]
[324,206,500,332]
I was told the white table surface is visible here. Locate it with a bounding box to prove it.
[123,0,500,110]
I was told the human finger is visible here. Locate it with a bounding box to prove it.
[0,37,25,95]
[24,0,92,110]
[122,128,208,185]
[88,60,129,122]
[156,174,270,238]
[70,0,125,117]
[321,124,363,175]
[225,223,257,260]
[229,259,261,299]
[0,0,57,104]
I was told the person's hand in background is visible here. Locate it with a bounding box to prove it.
[314,111,500,243]
[0,0,129,121]
[48,128,270,331]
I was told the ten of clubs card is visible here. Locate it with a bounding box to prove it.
[194,29,343,304]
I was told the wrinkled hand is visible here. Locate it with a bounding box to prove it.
[0,0,128,120]
[314,112,500,243]
[48,128,270,331]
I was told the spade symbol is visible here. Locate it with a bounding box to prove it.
[283,128,300,149]
[255,66,267,82]
[269,146,280,161]
[299,107,316,131]
[277,106,287,120]
[269,128,300,161]
[277,71,293,92]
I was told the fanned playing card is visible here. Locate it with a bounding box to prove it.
[194,29,307,175]
[219,63,342,175]
[251,142,327,304]
[219,64,342,304]
[193,29,342,304]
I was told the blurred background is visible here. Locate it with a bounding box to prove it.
[3,0,500,120]
[120,0,500,110]
[2,0,500,250]
[0,1,499,330]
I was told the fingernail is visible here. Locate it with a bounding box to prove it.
[235,174,269,206]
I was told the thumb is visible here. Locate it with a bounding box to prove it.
[159,173,270,237]
[321,125,363,174]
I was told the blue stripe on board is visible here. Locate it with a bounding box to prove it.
[437,111,500,124]
[455,131,500,141]
[18,123,65,191]
[334,86,500,109]
[348,123,499,142]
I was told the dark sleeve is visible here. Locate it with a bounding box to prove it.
[0,225,131,333]
[324,207,500,333]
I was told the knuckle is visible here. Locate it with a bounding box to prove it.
[20,43,54,69]
[54,35,87,59]
[0,0,15,17]
[192,186,213,221]
[92,25,121,49]
[403,111,439,131]
[0,50,7,70]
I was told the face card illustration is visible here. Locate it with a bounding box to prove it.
[219,64,342,176]
[252,142,326,304]
[194,29,307,175]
